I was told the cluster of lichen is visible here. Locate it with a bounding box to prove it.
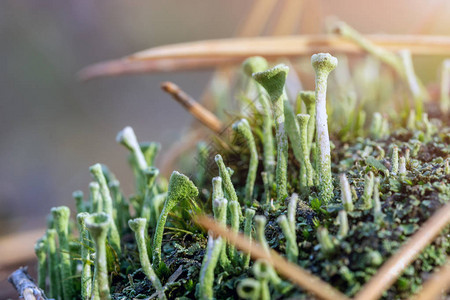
[32,41,449,299]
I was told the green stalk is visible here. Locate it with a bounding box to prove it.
[46,229,60,299]
[141,167,160,225]
[317,227,335,256]
[254,216,270,253]
[89,182,101,213]
[73,190,85,215]
[298,91,316,154]
[90,163,121,256]
[361,172,375,209]
[253,260,271,300]
[128,218,166,299]
[261,172,270,207]
[77,212,92,300]
[152,171,198,268]
[116,126,148,170]
[34,236,47,290]
[232,118,258,205]
[213,197,231,269]
[311,53,338,203]
[297,114,314,189]
[253,64,290,203]
[242,208,256,268]
[228,200,240,263]
[277,215,298,262]
[214,154,238,202]
[51,206,74,300]
[85,213,111,300]
[198,235,223,300]
[337,210,349,239]
[243,57,275,185]
[339,174,354,212]
[391,145,399,175]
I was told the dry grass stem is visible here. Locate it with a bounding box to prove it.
[78,57,241,81]
[129,35,450,61]
[194,215,350,300]
[355,202,450,300]
[161,82,224,134]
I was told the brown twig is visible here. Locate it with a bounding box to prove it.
[128,35,450,61]
[415,257,450,300]
[8,267,46,300]
[413,258,450,300]
[355,202,450,300]
[161,82,224,134]
[78,57,241,81]
[194,215,350,300]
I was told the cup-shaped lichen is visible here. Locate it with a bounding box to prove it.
[85,212,111,300]
[253,64,290,203]
[311,53,338,203]
[152,171,198,268]
[128,218,166,299]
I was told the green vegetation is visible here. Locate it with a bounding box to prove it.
[29,47,449,300]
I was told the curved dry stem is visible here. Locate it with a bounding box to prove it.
[355,202,450,300]
[194,215,349,300]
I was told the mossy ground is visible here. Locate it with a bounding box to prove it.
[108,111,449,299]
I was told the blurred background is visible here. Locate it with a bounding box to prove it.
[1,0,450,297]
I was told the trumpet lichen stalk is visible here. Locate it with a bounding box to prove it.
[228,200,240,263]
[362,172,375,209]
[116,126,148,170]
[243,57,275,184]
[77,212,92,300]
[312,53,337,203]
[253,260,271,300]
[51,206,74,300]
[253,64,290,203]
[372,177,384,224]
[261,172,270,207]
[242,208,256,268]
[214,154,238,202]
[212,177,224,201]
[109,179,129,232]
[297,114,314,188]
[198,234,223,300]
[337,210,349,239]
[141,141,161,166]
[34,236,47,290]
[213,197,230,269]
[298,91,316,153]
[254,216,270,253]
[399,156,407,176]
[89,182,101,213]
[141,167,160,223]
[128,218,166,300]
[73,190,85,215]
[46,229,60,299]
[152,171,198,268]
[85,213,111,300]
[339,174,354,212]
[277,215,298,262]
[317,227,335,256]
[391,145,399,175]
[232,118,258,204]
[287,193,298,234]
[399,49,425,118]
[89,163,121,256]
[440,59,450,114]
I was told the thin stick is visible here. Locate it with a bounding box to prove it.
[161,82,223,134]
[194,215,350,300]
[355,202,450,300]
[78,57,241,81]
[129,35,450,61]
[8,267,46,300]
[413,258,450,300]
